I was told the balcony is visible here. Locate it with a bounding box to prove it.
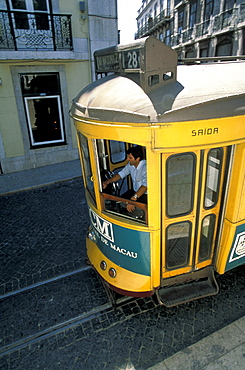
[0,10,73,51]
[171,1,245,47]
[135,11,171,39]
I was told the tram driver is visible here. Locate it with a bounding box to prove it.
[102,146,147,213]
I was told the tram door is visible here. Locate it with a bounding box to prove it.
[162,147,230,278]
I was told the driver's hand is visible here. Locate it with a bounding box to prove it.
[102,181,108,189]
[127,204,135,213]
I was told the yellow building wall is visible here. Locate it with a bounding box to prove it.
[59,0,89,39]
[0,0,117,173]
[65,61,92,148]
[0,65,25,157]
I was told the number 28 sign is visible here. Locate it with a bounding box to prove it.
[122,49,140,69]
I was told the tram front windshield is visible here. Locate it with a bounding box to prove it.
[97,139,148,224]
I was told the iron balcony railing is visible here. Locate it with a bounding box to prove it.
[136,2,245,46]
[0,10,73,51]
[135,11,171,39]
[171,2,245,47]
[172,3,245,46]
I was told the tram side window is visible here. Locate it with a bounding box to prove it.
[166,153,196,217]
[166,221,191,269]
[109,141,126,163]
[97,140,148,224]
[199,214,216,261]
[204,148,223,209]
[77,133,95,200]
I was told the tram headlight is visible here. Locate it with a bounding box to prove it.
[87,229,96,242]
[100,261,107,271]
[109,267,117,278]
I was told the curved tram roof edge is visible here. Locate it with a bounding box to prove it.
[71,66,245,124]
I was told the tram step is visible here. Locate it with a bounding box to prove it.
[156,267,219,307]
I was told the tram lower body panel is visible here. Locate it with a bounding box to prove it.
[87,207,153,296]
[217,219,245,274]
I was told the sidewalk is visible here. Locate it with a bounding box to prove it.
[148,316,245,370]
[0,159,82,195]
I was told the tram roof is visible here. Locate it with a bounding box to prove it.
[71,38,245,123]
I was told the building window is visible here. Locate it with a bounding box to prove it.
[223,0,235,11]
[148,10,153,28]
[8,0,50,30]
[20,73,66,148]
[165,28,171,45]
[200,42,210,57]
[178,8,185,34]
[185,47,195,58]
[215,35,233,56]
[154,3,158,18]
[189,1,197,28]
[167,0,171,17]
[204,0,214,20]
[160,0,163,13]
[222,0,235,28]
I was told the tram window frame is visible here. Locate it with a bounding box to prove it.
[97,140,148,225]
[77,133,95,201]
[163,71,174,81]
[204,148,223,209]
[166,152,196,218]
[109,140,127,164]
[199,214,216,261]
[148,74,160,87]
[166,221,192,269]
[96,139,127,195]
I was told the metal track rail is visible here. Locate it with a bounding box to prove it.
[0,293,135,357]
[0,302,113,357]
[0,265,92,300]
[0,267,135,357]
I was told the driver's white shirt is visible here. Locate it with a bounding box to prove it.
[118,160,147,193]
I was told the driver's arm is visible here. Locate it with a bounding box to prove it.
[130,185,147,201]
[102,173,121,189]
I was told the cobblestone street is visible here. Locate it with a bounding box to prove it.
[1,179,244,369]
[0,179,89,296]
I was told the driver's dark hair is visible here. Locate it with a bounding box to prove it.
[126,146,144,161]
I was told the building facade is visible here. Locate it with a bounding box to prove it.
[0,0,118,174]
[135,0,245,58]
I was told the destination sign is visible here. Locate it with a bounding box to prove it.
[95,48,141,72]
[95,52,120,72]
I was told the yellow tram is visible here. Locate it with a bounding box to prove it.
[71,37,245,307]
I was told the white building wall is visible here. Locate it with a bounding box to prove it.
[88,0,118,80]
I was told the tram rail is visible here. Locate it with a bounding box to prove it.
[0,301,113,357]
[0,265,137,358]
[0,265,92,300]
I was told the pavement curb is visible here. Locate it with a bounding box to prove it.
[147,316,245,370]
[0,159,82,195]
